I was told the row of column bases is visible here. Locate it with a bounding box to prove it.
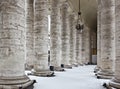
[94,0,120,89]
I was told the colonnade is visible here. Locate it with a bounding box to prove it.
[0,0,91,88]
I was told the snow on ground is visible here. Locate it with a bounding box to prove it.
[26,65,110,89]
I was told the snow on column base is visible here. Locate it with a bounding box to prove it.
[96,70,114,79]
[54,66,65,72]
[49,66,65,72]
[0,75,36,89]
[109,78,120,89]
[94,66,100,73]
[31,70,55,77]
[72,63,78,67]
[64,65,72,69]
[77,63,84,66]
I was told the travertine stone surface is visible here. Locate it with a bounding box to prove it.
[0,0,34,88]
[69,13,77,65]
[84,27,91,64]
[61,2,70,65]
[73,18,77,65]
[97,0,115,79]
[109,0,120,88]
[26,0,35,69]
[50,0,61,67]
[81,29,86,64]
[96,0,102,71]
[80,26,91,65]
[34,0,49,71]
[76,31,82,65]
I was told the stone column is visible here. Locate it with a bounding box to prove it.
[50,0,64,71]
[0,0,35,88]
[108,0,120,88]
[25,0,35,70]
[69,13,77,66]
[76,31,83,65]
[84,27,91,64]
[81,29,86,65]
[33,0,54,77]
[61,2,72,69]
[94,0,102,73]
[81,26,91,65]
[73,17,77,66]
[97,0,115,79]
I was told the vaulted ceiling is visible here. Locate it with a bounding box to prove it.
[68,0,97,31]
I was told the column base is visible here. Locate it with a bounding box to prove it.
[77,63,84,66]
[0,75,36,89]
[94,66,100,73]
[72,64,78,67]
[49,66,65,72]
[96,70,114,79]
[30,70,55,77]
[54,67,65,71]
[109,79,120,89]
[102,79,120,89]
[65,65,72,69]
[25,64,34,71]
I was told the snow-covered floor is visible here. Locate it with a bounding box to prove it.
[26,65,110,89]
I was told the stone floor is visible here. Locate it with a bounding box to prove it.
[26,65,110,89]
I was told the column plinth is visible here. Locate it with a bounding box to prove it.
[0,76,35,89]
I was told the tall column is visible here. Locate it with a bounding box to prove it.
[82,27,93,65]
[69,13,77,66]
[50,0,64,71]
[108,0,120,88]
[33,0,54,77]
[0,0,35,88]
[76,31,83,65]
[25,0,35,70]
[97,0,115,79]
[84,27,91,64]
[73,17,77,66]
[94,0,102,73]
[61,2,72,69]
[81,29,86,65]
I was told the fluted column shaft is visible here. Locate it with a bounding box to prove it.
[50,0,61,67]
[0,0,34,88]
[26,0,35,69]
